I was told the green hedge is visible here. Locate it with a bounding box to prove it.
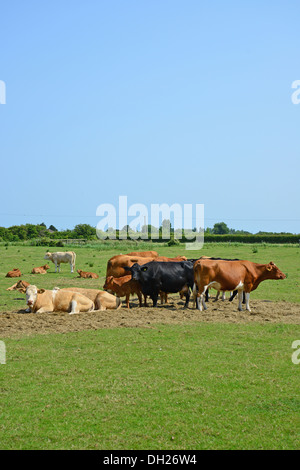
[185,234,300,244]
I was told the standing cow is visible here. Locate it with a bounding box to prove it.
[125,261,194,308]
[44,251,76,273]
[193,259,286,312]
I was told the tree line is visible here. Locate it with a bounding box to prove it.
[0,221,298,244]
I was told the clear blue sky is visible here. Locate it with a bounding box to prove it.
[1,0,299,233]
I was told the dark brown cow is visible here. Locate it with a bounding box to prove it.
[6,268,22,278]
[6,279,30,292]
[31,264,50,274]
[77,269,99,279]
[193,259,286,312]
[103,275,143,308]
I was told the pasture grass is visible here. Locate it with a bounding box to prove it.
[0,242,299,450]
[1,322,299,449]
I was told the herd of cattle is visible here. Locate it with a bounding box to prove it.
[5,249,286,314]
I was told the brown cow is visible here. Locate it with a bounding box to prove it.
[126,251,158,258]
[31,264,50,274]
[62,287,121,310]
[106,254,187,278]
[6,280,30,292]
[77,269,99,279]
[103,275,143,308]
[6,268,22,278]
[193,259,286,312]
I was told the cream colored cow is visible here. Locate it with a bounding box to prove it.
[62,287,121,311]
[25,285,94,314]
[44,251,76,273]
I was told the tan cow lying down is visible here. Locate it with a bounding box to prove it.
[26,285,94,314]
[6,268,22,278]
[7,280,30,292]
[61,288,121,310]
[103,275,143,308]
[31,264,50,274]
[77,269,99,279]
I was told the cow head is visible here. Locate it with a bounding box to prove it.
[124,263,146,282]
[265,262,286,280]
[103,276,116,294]
[77,269,82,275]
[44,252,52,261]
[26,285,46,307]
[43,264,50,270]
[103,276,114,290]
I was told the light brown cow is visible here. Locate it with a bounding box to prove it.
[26,285,94,314]
[31,264,50,274]
[193,259,286,312]
[103,275,143,308]
[6,268,22,278]
[77,269,99,279]
[106,254,187,278]
[62,287,121,310]
[6,280,30,292]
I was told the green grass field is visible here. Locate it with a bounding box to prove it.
[0,242,299,449]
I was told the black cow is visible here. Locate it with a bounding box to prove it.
[124,261,194,308]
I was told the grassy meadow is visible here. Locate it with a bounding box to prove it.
[0,241,299,449]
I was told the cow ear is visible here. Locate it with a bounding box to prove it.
[38,288,46,293]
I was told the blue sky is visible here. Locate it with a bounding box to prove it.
[1,0,299,233]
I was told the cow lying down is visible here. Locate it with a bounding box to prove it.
[26,285,94,314]
[25,286,122,314]
[62,287,121,311]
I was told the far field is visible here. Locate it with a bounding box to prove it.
[0,242,299,450]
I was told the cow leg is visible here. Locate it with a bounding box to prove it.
[69,300,79,314]
[199,286,208,311]
[183,291,190,308]
[126,294,130,308]
[229,290,238,302]
[238,290,243,311]
[245,292,251,312]
[214,290,220,302]
[192,283,197,308]
[151,293,159,307]
[138,292,143,307]
[243,291,246,304]
[221,291,226,301]
[35,306,53,313]
[143,294,148,307]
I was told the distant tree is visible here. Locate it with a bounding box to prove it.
[212,222,230,235]
[48,224,58,232]
[73,224,96,239]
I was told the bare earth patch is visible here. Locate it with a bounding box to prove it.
[0,295,300,338]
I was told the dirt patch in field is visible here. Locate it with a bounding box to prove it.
[0,295,300,338]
